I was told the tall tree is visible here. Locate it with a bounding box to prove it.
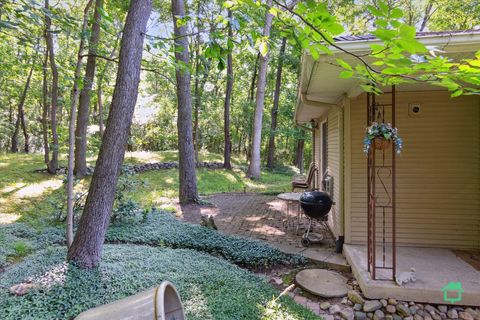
[67,0,151,268]
[44,0,59,174]
[74,0,103,178]
[172,0,199,203]
[266,37,287,169]
[66,0,94,248]
[246,0,274,179]
[223,9,234,170]
[11,64,33,153]
[41,49,50,166]
[96,37,120,138]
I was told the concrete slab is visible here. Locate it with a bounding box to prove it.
[301,247,351,272]
[344,244,480,306]
[296,269,349,298]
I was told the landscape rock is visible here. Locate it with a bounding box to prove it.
[355,311,367,320]
[373,309,385,320]
[410,307,418,315]
[459,312,474,320]
[340,309,355,320]
[386,316,393,320]
[9,283,38,296]
[364,300,383,312]
[354,304,363,311]
[397,304,411,317]
[388,299,398,305]
[385,305,396,314]
[465,309,479,320]
[432,313,441,320]
[438,306,448,314]
[321,302,332,310]
[330,305,342,314]
[324,315,335,320]
[425,306,438,314]
[392,314,403,320]
[414,315,424,320]
[381,299,388,307]
[348,291,365,305]
[417,310,427,317]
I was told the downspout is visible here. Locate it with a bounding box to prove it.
[335,97,345,253]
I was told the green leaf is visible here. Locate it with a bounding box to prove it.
[259,40,268,57]
[310,47,319,60]
[372,29,397,41]
[399,25,416,39]
[339,70,354,79]
[336,58,352,71]
[367,5,384,17]
[268,7,278,17]
[451,89,463,97]
[390,8,403,19]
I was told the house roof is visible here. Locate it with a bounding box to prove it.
[295,30,480,124]
[334,30,480,42]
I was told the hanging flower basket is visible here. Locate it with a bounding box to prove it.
[374,137,391,150]
[363,122,403,154]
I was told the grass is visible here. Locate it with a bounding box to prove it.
[0,245,319,320]
[0,151,294,225]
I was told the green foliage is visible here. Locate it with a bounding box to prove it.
[0,223,64,269]
[106,210,306,268]
[0,245,317,320]
[110,171,145,224]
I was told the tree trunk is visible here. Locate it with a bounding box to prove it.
[66,0,94,248]
[248,53,259,103]
[172,0,199,204]
[10,65,33,153]
[67,0,151,268]
[45,0,59,174]
[97,37,120,138]
[74,0,103,178]
[223,9,234,170]
[193,2,201,163]
[247,0,274,179]
[419,2,434,32]
[294,137,305,174]
[42,50,50,165]
[97,85,104,136]
[266,37,287,169]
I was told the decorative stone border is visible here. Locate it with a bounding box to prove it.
[34,161,226,176]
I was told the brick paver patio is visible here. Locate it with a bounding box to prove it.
[176,192,335,252]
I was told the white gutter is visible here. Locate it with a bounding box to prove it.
[329,32,480,54]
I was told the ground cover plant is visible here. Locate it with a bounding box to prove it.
[1,210,305,270]
[106,210,306,268]
[0,245,319,320]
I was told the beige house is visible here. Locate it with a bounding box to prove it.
[295,30,480,305]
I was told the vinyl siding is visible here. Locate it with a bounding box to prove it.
[349,91,480,249]
[327,108,342,238]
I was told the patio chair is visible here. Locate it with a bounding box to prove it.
[291,162,318,191]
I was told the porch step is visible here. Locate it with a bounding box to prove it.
[301,247,351,272]
[272,243,351,272]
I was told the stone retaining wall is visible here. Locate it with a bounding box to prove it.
[35,161,226,176]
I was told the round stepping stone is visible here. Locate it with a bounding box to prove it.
[295,269,348,298]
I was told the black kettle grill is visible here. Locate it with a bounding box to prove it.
[299,191,333,247]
